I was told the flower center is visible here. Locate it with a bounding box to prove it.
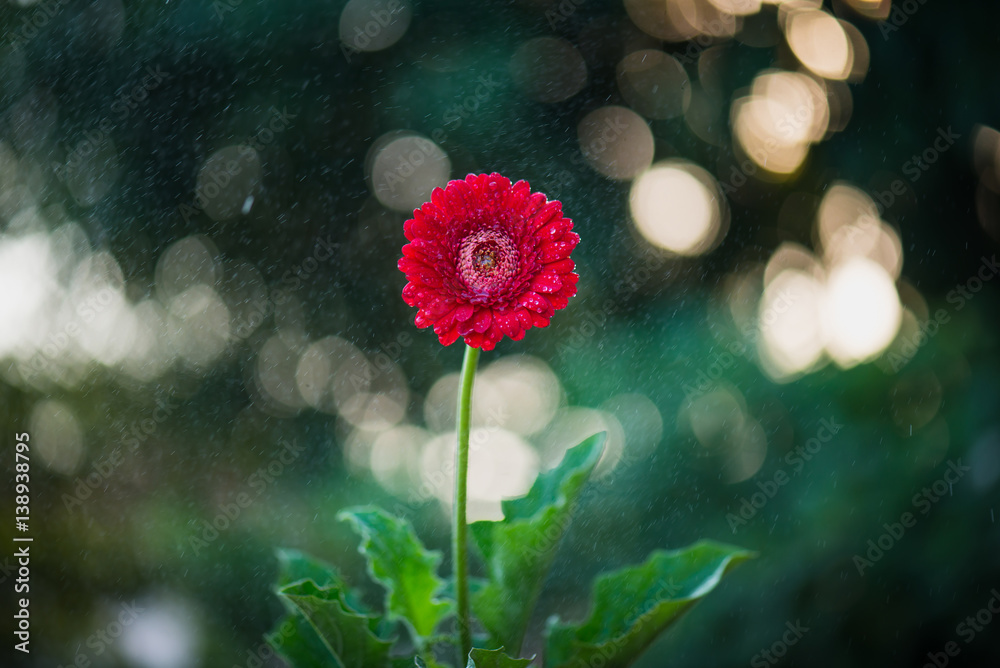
[458,230,518,294]
[473,247,497,272]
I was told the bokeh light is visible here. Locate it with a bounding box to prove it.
[757,266,826,380]
[368,132,451,212]
[624,0,739,42]
[536,407,625,479]
[195,145,261,222]
[616,50,691,120]
[732,70,830,176]
[420,428,539,521]
[29,399,84,475]
[630,160,728,255]
[577,106,654,180]
[509,37,588,104]
[682,385,767,483]
[823,257,902,368]
[749,181,907,380]
[782,6,854,81]
[119,597,200,668]
[339,0,413,53]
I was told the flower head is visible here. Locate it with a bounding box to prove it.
[398,173,579,350]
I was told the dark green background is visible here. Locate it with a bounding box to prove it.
[1,0,999,666]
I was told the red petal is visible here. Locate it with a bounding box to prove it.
[464,331,485,348]
[402,283,420,301]
[507,180,531,210]
[540,241,575,263]
[520,292,553,315]
[530,273,562,293]
[484,173,512,193]
[414,310,434,328]
[524,192,547,216]
[530,312,551,327]
[431,186,448,210]
[545,258,575,274]
[486,323,503,348]
[472,308,492,333]
[404,218,430,240]
[457,316,478,336]
[434,320,460,346]
[495,311,519,337]
[435,303,470,328]
[530,201,563,230]
[536,219,570,243]
[423,298,454,318]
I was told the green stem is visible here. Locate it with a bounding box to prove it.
[454,344,480,664]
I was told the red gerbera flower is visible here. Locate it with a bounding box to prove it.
[398,173,579,350]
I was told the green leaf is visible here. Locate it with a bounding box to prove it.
[467,647,536,667]
[339,506,454,642]
[470,433,606,654]
[268,611,333,668]
[278,579,393,668]
[544,540,755,668]
[270,549,350,668]
[276,547,342,588]
[275,547,373,614]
